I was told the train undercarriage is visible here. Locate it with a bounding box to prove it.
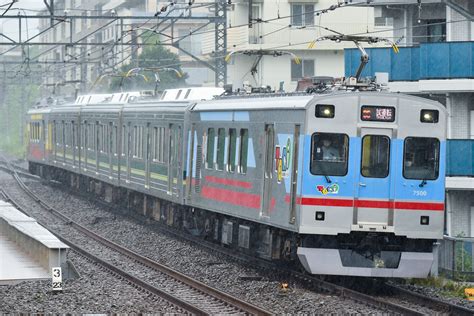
[29,162,437,277]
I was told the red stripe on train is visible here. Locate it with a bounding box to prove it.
[205,175,253,189]
[201,186,261,209]
[298,197,444,211]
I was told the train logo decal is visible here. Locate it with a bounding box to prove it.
[275,138,292,183]
[317,184,339,195]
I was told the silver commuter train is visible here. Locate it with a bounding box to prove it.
[27,88,447,277]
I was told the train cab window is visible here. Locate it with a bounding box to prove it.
[239,129,249,174]
[227,129,237,172]
[206,128,215,169]
[361,135,390,178]
[403,137,440,180]
[311,133,348,176]
[216,128,225,170]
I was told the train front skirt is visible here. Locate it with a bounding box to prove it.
[297,247,433,278]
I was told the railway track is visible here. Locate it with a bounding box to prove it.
[0,157,271,315]
[2,157,474,315]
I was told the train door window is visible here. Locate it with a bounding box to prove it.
[152,127,158,161]
[72,121,76,149]
[206,128,215,169]
[152,126,165,163]
[42,121,46,142]
[139,126,144,159]
[311,133,349,176]
[216,128,225,170]
[361,135,390,178]
[403,137,440,180]
[159,127,165,162]
[239,129,249,174]
[227,128,237,172]
[98,125,102,152]
[112,125,117,155]
[82,121,86,151]
[133,126,138,158]
[61,121,65,147]
[121,125,126,157]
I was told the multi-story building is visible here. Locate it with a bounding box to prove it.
[344,0,474,277]
[37,1,377,94]
[37,0,214,95]
[202,0,377,91]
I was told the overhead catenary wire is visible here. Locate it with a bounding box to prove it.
[3,1,472,84]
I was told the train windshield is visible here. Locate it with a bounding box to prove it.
[361,135,390,178]
[403,137,440,180]
[310,133,349,176]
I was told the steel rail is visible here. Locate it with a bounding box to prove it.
[0,157,272,316]
[0,187,206,316]
[4,157,473,314]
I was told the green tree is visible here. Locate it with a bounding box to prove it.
[109,33,187,92]
[0,83,40,157]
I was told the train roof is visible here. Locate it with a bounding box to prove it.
[122,101,190,113]
[193,95,314,111]
[193,91,447,112]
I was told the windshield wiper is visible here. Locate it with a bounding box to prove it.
[419,179,427,187]
[324,175,332,184]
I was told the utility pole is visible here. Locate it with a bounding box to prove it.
[214,0,227,87]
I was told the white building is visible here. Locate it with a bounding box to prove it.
[202,0,377,91]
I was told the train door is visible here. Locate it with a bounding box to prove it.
[187,124,196,200]
[168,124,177,195]
[109,122,114,178]
[145,123,151,188]
[355,128,393,227]
[289,125,300,224]
[261,124,274,217]
[72,121,77,167]
[126,123,131,183]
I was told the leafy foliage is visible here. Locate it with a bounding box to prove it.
[109,33,187,92]
[0,84,40,157]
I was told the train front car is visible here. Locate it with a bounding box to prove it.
[26,107,52,176]
[297,92,446,278]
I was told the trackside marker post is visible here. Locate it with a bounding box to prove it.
[52,267,63,291]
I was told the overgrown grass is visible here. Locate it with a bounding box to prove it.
[407,276,471,298]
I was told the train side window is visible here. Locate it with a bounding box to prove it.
[311,133,349,176]
[239,129,249,174]
[227,128,237,172]
[361,135,390,178]
[403,137,440,180]
[216,128,225,170]
[206,128,215,169]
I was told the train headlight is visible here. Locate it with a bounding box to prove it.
[420,110,439,123]
[316,104,335,118]
[315,211,325,221]
[420,216,430,225]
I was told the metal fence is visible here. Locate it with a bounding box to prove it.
[438,236,474,281]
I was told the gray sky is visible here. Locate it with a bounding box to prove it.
[0,0,46,40]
